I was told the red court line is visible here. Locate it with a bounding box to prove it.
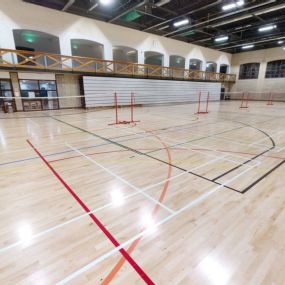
[26,139,155,285]
[101,132,173,284]
[49,147,185,163]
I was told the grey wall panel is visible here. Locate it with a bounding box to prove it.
[83,76,221,107]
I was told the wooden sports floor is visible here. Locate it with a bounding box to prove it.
[0,100,285,285]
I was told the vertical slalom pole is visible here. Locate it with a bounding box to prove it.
[240,92,248,109]
[246,92,249,108]
[205,92,209,113]
[240,92,245,108]
[197,91,201,113]
[114,92,118,124]
[267,92,274,105]
[131,92,134,123]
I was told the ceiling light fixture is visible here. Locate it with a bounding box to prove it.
[278,40,284,44]
[215,36,229,42]
[222,0,244,11]
[258,25,277,32]
[100,0,113,5]
[173,19,189,27]
[242,44,254,49]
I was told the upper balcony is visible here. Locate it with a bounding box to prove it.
[0,48,236,83]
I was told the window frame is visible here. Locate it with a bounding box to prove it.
[239,63,260,80]
[18,79,59,111]
[265,60,285,78]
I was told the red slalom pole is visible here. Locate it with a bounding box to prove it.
[240,92,248,109]
[205,92,209,113]
[246,92,249,108]
[267,92,274,105]
[131,92,134,123]
[240,92,245,108]
[197,91,201,113]
[114,92,118,124]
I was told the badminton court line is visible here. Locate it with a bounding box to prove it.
[66,143,174,214]
[0,151,224,254]
[56,162,255,285]
[26,139,155,285]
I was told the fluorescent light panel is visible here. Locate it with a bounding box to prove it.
[222,0,244,11]
[215,36,229,42]
[100,0,113,5]
[173,19,189,27]
[242,44,254,49]
[258,25,277,32]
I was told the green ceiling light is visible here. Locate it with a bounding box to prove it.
[22,31,38,43]
[121,10,142,22]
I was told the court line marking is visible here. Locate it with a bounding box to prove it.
[51,116,242,193]
[66,143,175,214]
[101,128,174,284]
[56,162,255,285]
[0,152,223,254]
[115,125,260,168]
[0,119,212,164]
[0,115,266,166]
[26,139,155,285]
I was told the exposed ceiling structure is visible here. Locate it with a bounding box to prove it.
[23,0,285,53]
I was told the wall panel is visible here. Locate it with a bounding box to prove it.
[83,76,221,107]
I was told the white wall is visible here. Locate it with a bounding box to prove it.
[231,46,285,93]
[0,0,232,71]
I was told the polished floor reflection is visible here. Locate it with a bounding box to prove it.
[0,101,284,284]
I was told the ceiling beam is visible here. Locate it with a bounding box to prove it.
[134,9,166,21]
[219,34,285,50]
[143,0,223,32]
[62,0,76,11]
[190,16,285,45]
[108,1,146,23]
[165,0,276,38]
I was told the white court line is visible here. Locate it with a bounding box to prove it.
[157,133,260,167]
[275,145,285,153]
[56,162,255,285]
[248,129,285,147]
[0,150,226,254]
[27,118,41,128]
[66,143,175,214]
[115,125,260,167]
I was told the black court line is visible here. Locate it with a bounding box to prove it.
[212,121,275,182]
[241,159,285,193]
[51,116,282,195]
[0,119,229,167]
[51,116,242,193]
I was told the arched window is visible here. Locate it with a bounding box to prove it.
[113,46,138,63]
[71,39,104,59]
[239,63,260,79]
[220,64,229,74]
[13,29,60,54]
[144,51,164,66]
[70,39,104,70]
[206,61,217,73]
[266,60,285,78]
[169,55,185,78]
[13,29,60,67]
[189,59,202,70]
[169,55,185,68]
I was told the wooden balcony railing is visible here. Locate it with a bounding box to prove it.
[0,48,236,82]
